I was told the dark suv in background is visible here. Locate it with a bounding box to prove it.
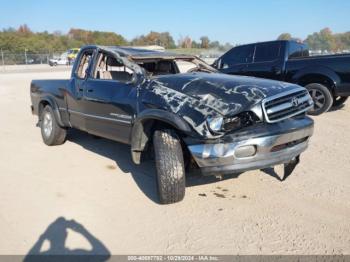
[213,40,350,115]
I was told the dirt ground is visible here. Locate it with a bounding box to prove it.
[0,69,349,255]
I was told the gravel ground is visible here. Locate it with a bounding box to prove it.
[0,70,349,255]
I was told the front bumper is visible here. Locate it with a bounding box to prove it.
[187,117,314,176]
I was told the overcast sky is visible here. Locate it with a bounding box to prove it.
[1,0,349,44]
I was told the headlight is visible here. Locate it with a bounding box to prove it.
[207,116,224,133]
[223,116,241,131]
[207,112,259,134]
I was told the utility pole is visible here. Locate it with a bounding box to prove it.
[25,48,28,65]
[1,49,4,70]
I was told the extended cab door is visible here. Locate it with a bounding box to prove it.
[66,49,95,131]
[217,45,255,76]
[246,42,285,80]
[81,52,137,144]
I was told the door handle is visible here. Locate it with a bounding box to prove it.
[87,89,94,93]
[78,88,84,92]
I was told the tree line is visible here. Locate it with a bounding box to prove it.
[0,25,232,54]
[0,25,349,54]
[278,28,350,52]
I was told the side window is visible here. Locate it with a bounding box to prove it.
[76,51,93,79]
[220,45,254,68]
[254,42,280,62]
[93,52,134,83]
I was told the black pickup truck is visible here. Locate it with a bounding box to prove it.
[30,45,314,204]
[213,40,350,115]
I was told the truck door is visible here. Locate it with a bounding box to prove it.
[217,45,254,76]
[246,42,284,80]
[81,52,137,144]
[66,49,95,131]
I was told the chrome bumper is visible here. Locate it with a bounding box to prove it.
[188,121,314,175]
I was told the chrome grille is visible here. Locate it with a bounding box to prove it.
[262,88,313,123]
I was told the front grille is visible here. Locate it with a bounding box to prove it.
[262,88,313,123]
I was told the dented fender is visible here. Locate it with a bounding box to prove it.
[130,109,192,161]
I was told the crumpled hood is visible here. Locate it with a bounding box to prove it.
[152,72,301,115]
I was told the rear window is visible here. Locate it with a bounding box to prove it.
[254,42,280,62]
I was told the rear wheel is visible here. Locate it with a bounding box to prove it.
[305,83,333,115]
[153,129,185,204]
[332,96,348,107]
[40,105,67,146]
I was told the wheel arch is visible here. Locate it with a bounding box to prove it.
[38,97,65,127]
[130,109,192,164]
[293,66,340,95]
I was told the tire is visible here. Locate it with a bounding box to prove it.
[153,129,185,204]
[54,62,57,66]
[40,105,67,146]
[305,83,333,115]
[332,96,348,107]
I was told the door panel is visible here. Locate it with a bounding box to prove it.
[245,42,284,80]
[66,78,86,130]
[245,61,283,80]
[218,44,254,76]
[220,64,248,76]
[66,49,95,131]
[82,79,137,144]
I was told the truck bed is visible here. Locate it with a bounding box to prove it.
[30,79,70,116]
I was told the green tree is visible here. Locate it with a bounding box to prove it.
[200,36,210,49]
[277,33,302,42]
[277,33,292,40]
[191,40,201,49]
[305,28,340,51]
[209,40,220,49]
[131,31,175,49]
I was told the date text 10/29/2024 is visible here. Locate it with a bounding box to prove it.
[128,255,219,261]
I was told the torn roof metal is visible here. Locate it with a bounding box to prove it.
[84,45,196,60]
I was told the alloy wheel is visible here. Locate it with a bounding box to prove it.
[309,88,325,113]
[42,112,53,137]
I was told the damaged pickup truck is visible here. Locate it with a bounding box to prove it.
[30,46,314,204]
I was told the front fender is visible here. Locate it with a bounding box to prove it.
[130,109,192,164]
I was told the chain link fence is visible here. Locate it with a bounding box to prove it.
[0,50,67,66]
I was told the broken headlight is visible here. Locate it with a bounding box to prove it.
[207,116,224,133]
[207,112,259,134]
[224,112,259,132]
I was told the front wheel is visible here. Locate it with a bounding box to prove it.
[153,129,185,204]
[40,105,67,146]
[332,96,348,107]
[305,83,333,116]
